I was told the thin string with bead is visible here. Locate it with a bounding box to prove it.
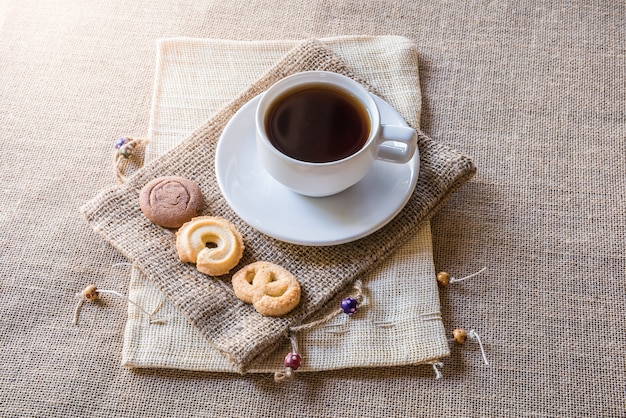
[273,280,365,382]
[436,267,487,287]
[73,283,166,325]
[431,267,489,379]
[450,328,489,365]
[289,280,365,334]
[114,137,147,183]
[274,333,302,382]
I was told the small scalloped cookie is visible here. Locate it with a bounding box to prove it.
[176,216,244,276]
[232,261,301,317]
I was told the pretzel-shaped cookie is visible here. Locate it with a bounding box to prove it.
[232,261,301,317]
[176,216,244,276]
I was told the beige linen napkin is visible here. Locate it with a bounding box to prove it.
[81,38,476,371]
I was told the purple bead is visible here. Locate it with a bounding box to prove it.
[341,297,358,315]
[284,352,302,370]
[114,137,128,149]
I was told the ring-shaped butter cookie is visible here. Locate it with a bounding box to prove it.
[176,216,244,276]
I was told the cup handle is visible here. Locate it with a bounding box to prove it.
[376,125,418,164]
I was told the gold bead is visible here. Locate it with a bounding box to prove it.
[436,272,450,286]
[452,328,468,344]
[83,284,99,301]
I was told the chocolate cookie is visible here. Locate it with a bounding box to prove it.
[139,176,203,228]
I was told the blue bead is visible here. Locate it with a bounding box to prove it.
[114,137,128,149]
[341,297,358,315]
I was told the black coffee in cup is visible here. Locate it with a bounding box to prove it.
[264,84,370,163]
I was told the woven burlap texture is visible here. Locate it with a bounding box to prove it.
[121,35,452,374]
[81,39,475,371]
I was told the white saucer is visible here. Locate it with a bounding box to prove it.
[215,93,419,246]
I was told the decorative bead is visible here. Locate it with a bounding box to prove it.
[436,271,450,287]
[341,297,358,315]
[284,352,302,370]
[114,137,128,149]
[452,328,468,344]
[118,142,134,159]
[83,284,99,301]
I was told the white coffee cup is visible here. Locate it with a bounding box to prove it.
[255,71,417,197]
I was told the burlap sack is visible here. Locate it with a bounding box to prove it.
[81,39,476,371]
[122,36,452,373]
[123,225,444,373]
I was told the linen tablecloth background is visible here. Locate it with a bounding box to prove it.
[0,1,623,416]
